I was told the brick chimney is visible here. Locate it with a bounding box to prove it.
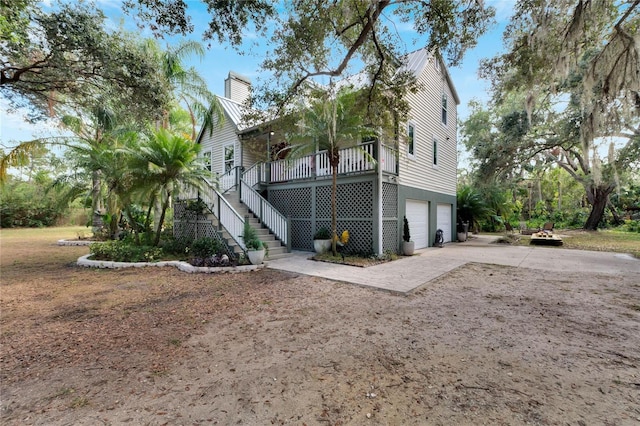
[224,71,251,105]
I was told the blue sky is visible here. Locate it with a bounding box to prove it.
[0,0,514,147]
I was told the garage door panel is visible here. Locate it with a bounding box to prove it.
[406,200,428,249]
[436,203,452,243]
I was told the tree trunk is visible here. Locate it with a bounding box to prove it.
[331,164,338,256]
[91,170,103,231]
[584,184,614,230]
[607,199,624,226]
[330,149,340,256]
[154,192,171,246]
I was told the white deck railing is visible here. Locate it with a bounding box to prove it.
[240,180,290,251]
[219,167,239,193]
[242,163,265,188]
[200,178,245,249]
[380,144,397,174]
[268,141,395,183]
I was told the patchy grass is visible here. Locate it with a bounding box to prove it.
[510,229,640,259]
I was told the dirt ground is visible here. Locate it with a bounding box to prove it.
[1,229,639,425]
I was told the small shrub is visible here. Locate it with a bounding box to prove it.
[403,216,411,242]
[90,241,163,262]
[190,236,222,258]
[161,236,191,257]
[313,228,331,239]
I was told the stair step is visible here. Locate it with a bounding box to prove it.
[263,240,282,248]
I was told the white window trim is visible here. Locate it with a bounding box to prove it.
[441,91,448,127]
[203,149,213,175]
[223,142,235,173]
[432,137,439,169]
[407,122,416,160]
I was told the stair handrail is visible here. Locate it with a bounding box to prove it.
[201,177,246,250]
[240,179,291,252]
[219,166,242,194]
[242,162,264,188]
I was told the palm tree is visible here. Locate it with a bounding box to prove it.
[288,86,373,255]
[125,128,206,246]
[456,185,492,233]
[150,40,224,139]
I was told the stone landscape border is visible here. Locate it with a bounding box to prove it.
[58,239,96,246]
[59,240,264,274]
[77,254,265,274]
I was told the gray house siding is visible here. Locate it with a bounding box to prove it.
[398,184,456,248]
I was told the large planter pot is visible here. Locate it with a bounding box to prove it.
[457,232,467,242]
[314,239,332,254]
[402,241,415,256]
[247,249,266,265]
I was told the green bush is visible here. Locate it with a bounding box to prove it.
[314,227,331,240]
[0,181,66,228]
[190,236,222,258]
[161,236,191,256]
[90,241,163,262]
[623,219,640,233]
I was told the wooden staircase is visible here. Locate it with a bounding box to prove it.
[222,191,290,260]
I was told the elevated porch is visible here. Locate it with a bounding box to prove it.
[221,140,398,191]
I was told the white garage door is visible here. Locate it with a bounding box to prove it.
[406,200,429,249]
[436,203,452,243]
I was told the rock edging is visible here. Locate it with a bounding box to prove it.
[77,254,265,274]
[58,239,97,246]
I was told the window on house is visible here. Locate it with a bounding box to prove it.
[203,150,213,174]
[224,144,234,172]
[408,123,415,157]
[433,138,438,166]
[434,57,441,73]
[441,92,448,126]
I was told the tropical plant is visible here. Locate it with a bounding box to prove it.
[457,185,492,232]
[125,128,205,246]
[148,39,223,139]
[287,86,374,255]
[240,221,267,253]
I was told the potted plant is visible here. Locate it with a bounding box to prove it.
[402,216,415,255]
[457,222,467,242]
[313,228,332,254]
[241,221,268,264]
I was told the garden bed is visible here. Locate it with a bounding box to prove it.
[311,252,397,267]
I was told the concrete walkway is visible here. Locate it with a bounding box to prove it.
[266,235,640,294]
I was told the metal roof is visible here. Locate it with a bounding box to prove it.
[400,48,460,105]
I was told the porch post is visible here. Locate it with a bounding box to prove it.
[286,215,292,252]
[376,138,383,255]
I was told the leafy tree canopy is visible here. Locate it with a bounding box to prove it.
[0,1,171,122]
[122,0,495,118]
[469,0,640,230]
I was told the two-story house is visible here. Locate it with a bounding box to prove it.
[174,47,458,258]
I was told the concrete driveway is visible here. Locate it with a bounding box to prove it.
[266,235,640,294]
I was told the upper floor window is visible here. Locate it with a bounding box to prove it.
[441,92,448,126]
[224,144,235,172]
[407,123,415,158]
[434,57,441,73]
[433,138,438,166]
[203,150,213,174]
